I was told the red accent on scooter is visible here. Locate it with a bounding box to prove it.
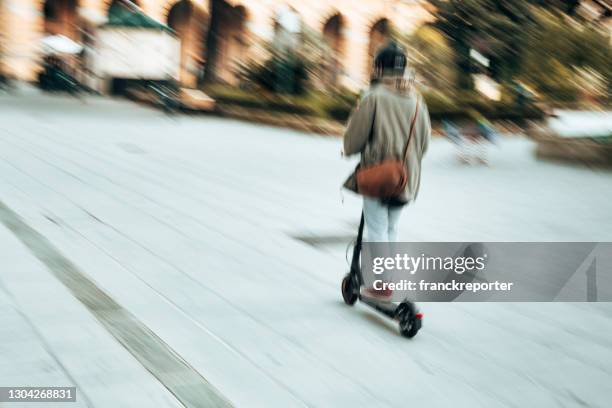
[415,313,423,319]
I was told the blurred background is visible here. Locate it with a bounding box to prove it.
[0,0,610,120]
[1,1,612,407]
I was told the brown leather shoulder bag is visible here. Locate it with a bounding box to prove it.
[356,98,420,198]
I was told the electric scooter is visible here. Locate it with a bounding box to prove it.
[341,212,423,338]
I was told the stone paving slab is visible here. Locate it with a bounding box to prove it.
[0,91,611,407]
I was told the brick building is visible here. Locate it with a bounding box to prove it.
[0,0,433,89]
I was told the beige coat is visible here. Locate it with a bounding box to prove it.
[343,82,431,203]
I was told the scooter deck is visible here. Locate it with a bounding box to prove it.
[359,296,400,319]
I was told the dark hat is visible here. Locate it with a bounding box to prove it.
[374,42,407,77]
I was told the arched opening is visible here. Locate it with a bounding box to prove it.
[204,0,248,84]
[368,18,391,77]
[322,13,345,87]
[167,0,208,87]
[43,0,79,39]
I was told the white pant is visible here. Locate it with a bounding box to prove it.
[363,197,403,242]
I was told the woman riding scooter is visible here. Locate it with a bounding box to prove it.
[342,42,431,301]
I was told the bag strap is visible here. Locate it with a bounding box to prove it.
[367,100,377,144]
[402,97,420,162]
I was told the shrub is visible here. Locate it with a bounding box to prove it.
[322,89,359,122]
[205,84,316,115]
[241,53,309,96]
[205,83,543,123]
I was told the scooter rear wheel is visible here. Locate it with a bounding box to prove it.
[399,310,421,338]
[341,275,358,305]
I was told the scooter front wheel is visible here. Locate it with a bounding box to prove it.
[341,274,358,306]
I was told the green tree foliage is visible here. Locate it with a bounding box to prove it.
[519,10,611,104]
[428,0,610,105]
[528,0,581,16]
[407,26,457,91]
[429,0,536,88]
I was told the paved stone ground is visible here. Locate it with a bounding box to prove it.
[0,87,611,407]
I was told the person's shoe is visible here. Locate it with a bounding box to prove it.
[361,287,393,302]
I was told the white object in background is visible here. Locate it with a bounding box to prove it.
[469,48,490,67]
[41,35,84,55]
[78,7,107,25]
[548,110,612,138]
[276,5,301,34]
[94,28,180,80]
[473,74,501,101]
